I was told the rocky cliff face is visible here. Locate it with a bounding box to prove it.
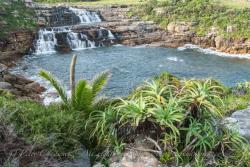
[0,31,34,66]
[73,5,250,54]
[1,4,249,69]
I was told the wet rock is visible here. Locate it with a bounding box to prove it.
[98,29,109,39]
[35,6,81,27]
[224,107,250,140]
[0,72,45,101]
[55,32,71,53]
[3,74,32,85]
[25,82,46,94]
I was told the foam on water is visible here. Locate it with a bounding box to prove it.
[178,44,250,59]
[167,57,184,62]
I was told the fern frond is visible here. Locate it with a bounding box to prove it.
[92,70,111,97]
[39,69,68,105]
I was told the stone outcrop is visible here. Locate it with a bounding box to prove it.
[0,31,34,66]
[224,107,250,140]
[35,6,82,27]
[0,65,45,101]
[32,5,250,55]
[109,150,159,167]
[73,6,249,54]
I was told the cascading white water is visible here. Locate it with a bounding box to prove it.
[34,8,115,54]
[107,29,115,40]
[69,7,102,23]
[34,27,72,54]
[67,32,96,50]
[34,29,57,54]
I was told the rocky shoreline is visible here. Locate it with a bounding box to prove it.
[0,4,249,102]
[0,63,45,101]
[1,4,249,65]
[35,4,250,54]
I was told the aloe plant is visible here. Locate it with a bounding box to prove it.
[39,55,110,113]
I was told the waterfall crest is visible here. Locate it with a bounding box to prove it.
[69,7,102,23]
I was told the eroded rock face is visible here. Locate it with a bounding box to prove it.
[35,6,81,27]
[224,107,250,140]
[0,72,45,101]
[0,31,34,66]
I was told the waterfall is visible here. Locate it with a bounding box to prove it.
[67,32,96,50]
[98,27,116,40]
[69,7,102,23]
[107,29,115,40]
[34,29,57,54]
[33,8,115,54]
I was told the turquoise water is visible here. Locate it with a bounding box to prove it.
[14,45,250,97]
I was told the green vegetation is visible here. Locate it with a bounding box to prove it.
[34,0,145,5]
[1,56,249,166]
[213,0,250,9]
[0,0,37,37]
[131,0,250,39]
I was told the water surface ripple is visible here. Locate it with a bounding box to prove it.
[13,46,250,97]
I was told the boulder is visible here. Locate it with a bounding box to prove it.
[224,107,250,140]
[24,82,45,94]
[3,74,33,85]
[0,81,13,90]
[109,149,159,167]
[167,22,190,34]
[215,36,224,49]
[55,32,72,53]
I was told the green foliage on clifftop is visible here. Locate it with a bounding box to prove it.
[0,0,37,37]
[34,0,145,5]
[132,0,250,39]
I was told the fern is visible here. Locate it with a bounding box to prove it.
[39,69,68,105]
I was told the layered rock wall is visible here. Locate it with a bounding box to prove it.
[0,31,34,66]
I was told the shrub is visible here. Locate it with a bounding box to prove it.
[133,0,250,39]
[0,0,37,37]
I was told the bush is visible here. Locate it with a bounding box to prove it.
[85,72,250,166]
[0,69,249,165]
[0,0,37,37]
[133,0,250,39]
